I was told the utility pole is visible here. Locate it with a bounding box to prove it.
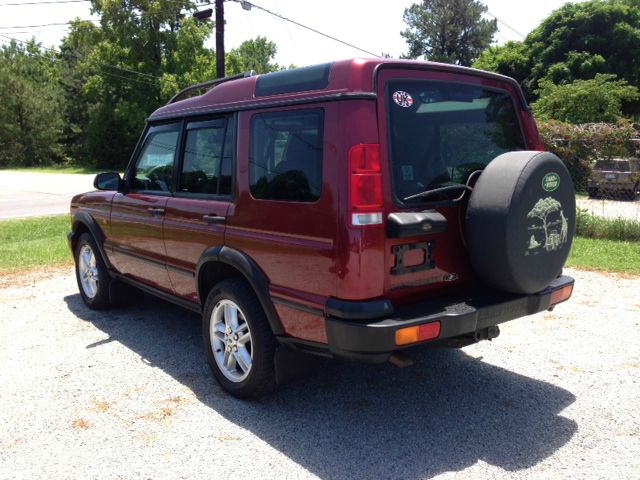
[216,0,225,78]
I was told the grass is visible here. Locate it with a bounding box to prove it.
[0,215,72,272]
[566,236,640,275]
[576,208,640,241]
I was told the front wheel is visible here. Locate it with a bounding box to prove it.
[74,232,113,309]
[202,279,276,398]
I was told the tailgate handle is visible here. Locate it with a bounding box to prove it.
[147,207,165,216]
[203,215,226,225]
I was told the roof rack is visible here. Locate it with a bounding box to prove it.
[166,71,255,105]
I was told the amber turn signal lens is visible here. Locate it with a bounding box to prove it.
[550,284,573,305]
[395,322,441,346]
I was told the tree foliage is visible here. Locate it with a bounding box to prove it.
[401,0,497,66]
[0,0,283,168]
[537,120,638,190]
[533,74,640,124]
[474,0,640,109]
[226,37,280,75]
[0,40,66,167]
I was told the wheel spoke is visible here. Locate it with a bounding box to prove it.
[235,346,252,373]
[225,350,237,370]
[237,332,251,346]
[233,320,248,335]
[224,304,239,330]
[214,330,226,342]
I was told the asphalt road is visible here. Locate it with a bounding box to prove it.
[1,267,638,479]
[0,171,95,220]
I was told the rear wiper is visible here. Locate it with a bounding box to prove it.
[403,184,472,202]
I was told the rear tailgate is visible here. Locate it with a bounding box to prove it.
[375,66,535,304]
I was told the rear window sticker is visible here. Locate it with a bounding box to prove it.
[393,91,414,108]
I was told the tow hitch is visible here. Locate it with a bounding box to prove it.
[443,325,500,348]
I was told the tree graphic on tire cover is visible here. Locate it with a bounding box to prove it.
[527,197,563,251]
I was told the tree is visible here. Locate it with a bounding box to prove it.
[527,197,562,250]
[474,0,640,104]
[473,41,532,82]
[226,37,280,75]
[0,40,67,167]
[401,0,497,66]
[532,74,639,124]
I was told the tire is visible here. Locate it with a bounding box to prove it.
[74,232,113,309]
[587,188,598,199]
[465,151,576,295]
[202,279,276,398]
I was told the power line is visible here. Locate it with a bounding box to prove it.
[0,20,100,29]
[227,0,381,58]
[486,10,526,40]
[0,33,160,83]
[0,0,90,6]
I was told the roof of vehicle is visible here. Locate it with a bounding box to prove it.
[149,57,526,121]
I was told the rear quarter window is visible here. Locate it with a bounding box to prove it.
[249,109,324,202]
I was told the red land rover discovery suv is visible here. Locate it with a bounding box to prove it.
[69,59,575,398]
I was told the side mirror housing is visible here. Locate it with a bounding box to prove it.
[94,172,124,191]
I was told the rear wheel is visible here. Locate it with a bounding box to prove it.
[588,188,598,199]
[202,279,276,398]
[74,232,112,309]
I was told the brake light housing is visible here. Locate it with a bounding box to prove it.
[348,144,383,226]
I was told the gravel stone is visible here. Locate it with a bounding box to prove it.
[1,267,638,479]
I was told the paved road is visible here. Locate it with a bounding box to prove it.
[1,267,638,479]
[0,171,95,220]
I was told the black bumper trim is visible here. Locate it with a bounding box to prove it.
[325,275,574,362]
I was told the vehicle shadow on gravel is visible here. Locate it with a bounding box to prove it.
[65,293,577,479]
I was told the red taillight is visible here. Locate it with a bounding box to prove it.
[349,144,383,226]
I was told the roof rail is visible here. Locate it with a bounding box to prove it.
[166,71,256,105]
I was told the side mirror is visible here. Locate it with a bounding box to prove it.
[94,172,124,191]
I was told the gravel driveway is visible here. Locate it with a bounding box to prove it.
[1,267,638,479]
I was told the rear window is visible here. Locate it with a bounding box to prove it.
[387,80,525,202]
[594,160,630,172]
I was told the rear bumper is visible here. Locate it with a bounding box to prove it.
[588,181,634,191]
[325,275,574,362]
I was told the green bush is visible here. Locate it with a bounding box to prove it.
[575,207,640,241]
[537,120,638,191]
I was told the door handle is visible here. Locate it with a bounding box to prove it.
[147,207,165,215]
[202,215,226,225]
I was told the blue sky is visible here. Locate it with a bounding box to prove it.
[0,0,583,66]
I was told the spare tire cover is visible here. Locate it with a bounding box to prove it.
[465,151,575,294]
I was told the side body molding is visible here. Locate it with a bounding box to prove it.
[196,246,285,336]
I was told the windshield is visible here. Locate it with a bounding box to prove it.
[387,80,526,202]
[594,160,630,172]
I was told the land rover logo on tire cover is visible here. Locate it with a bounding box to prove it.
[526,197,569,254]
[542,172,560,192]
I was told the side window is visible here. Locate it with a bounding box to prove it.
[132,126,180,192]
[250,109,324,202]
[179,118,234,196]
